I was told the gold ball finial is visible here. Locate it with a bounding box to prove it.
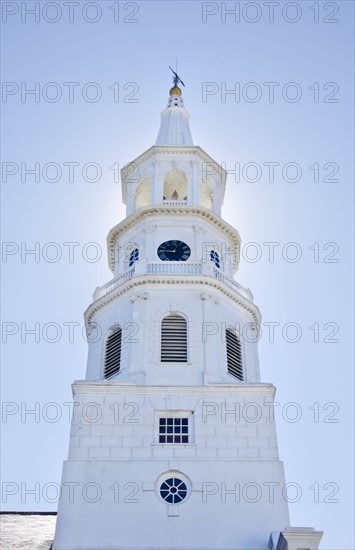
[170,86,182,96]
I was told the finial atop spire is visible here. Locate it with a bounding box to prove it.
[169,65,185,96]
[155,67,193,146]
[170,86,182,97]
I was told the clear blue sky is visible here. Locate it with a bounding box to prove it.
[1,2,354,549]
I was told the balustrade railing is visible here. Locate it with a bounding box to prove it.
[212,268,253,301]
[93,262,253,302]
[162,200,187,206]
[147,262,202,275]
[93,268,135,301]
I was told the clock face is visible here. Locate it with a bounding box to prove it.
[157,240,191,261]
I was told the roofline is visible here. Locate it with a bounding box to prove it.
[84,275,261,327]
[0,511,57,515]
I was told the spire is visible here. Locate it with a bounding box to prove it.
[155,70,193,146]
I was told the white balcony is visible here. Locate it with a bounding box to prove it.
[93,268,135,300]
[147,262,202,275]
[92,262,253,303]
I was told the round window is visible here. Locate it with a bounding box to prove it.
[159,477,188,504]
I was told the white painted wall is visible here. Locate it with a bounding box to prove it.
[53,384,289,550]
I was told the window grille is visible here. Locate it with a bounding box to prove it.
[159,417,189,444]
[161,314,187,362]
[160,478,188,504]
[226,329,243,381]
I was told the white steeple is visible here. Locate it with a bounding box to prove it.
[52,74,323,550]
[155,86,193,146]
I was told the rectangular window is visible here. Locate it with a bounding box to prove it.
[159,417,189,444]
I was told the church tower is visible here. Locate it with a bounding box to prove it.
[53,76,323,550]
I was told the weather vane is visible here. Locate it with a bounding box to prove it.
[169,65,185,88]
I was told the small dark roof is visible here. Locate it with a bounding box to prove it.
[0,512,56,550]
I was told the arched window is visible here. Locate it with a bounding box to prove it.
[161,314,187,362]
[200,179,213,209]
[163,169,187,202]
[135,178,151,210]
[104,325,122,379]
[226,328,243,381]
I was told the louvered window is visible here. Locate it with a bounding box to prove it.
[161,314,187,362]
[104,326,122,379]
[226,329,243,381]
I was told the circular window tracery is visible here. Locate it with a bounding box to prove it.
[159,477,188,504]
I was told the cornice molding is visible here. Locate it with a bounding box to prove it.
[84,275,261,327]
[121,145,227,178]
[107,206,241,272]
[121,145,227,204]
[72,381,276,396]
